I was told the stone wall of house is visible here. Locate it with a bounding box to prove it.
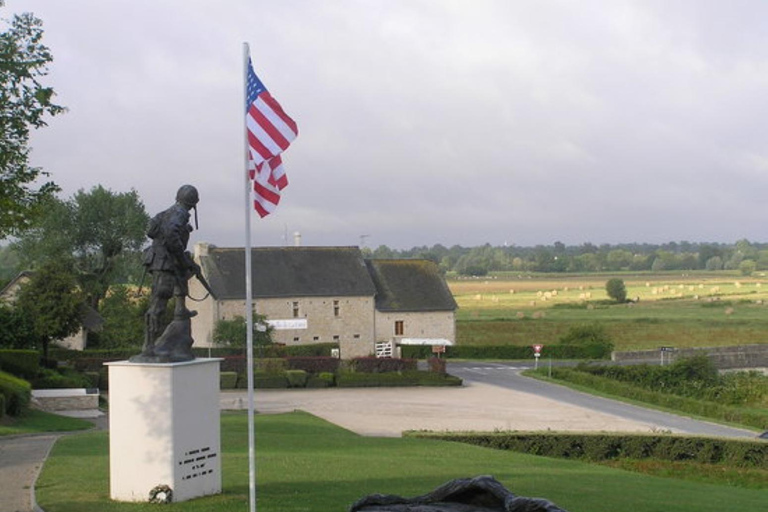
[255,296,375,358]
[54,330,87,351]
[374,310,456,344]
[188,277,222,347]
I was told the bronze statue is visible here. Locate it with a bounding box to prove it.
[132,184,207,363]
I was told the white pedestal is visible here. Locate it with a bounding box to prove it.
[106,358,222,503]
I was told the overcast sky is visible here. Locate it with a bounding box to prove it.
[9,0,768,250]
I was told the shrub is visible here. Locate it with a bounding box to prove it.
[0,370,31,416]
[83,372,100,389]
[558,323,614,359]
[31,368,91,389]
[306,374,333,388]
[285,370,308,388]
[220,371,238,389]
[0,350,40,379]
[0,394,5,419]
[318,372,335,386]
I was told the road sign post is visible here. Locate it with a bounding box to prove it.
[532,344,543,370]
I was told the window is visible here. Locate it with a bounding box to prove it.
[293,337,300,342]
[333,335,340,341]
[353,334,360,339]
[394,320,404,336]
[333,300,340,317]
[313,336,320,341]
[292,301,300,318]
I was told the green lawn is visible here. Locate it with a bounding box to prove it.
[0,409,93,436]
[36,411,768,512]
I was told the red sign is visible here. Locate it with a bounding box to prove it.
[532,344,543,354]
[432,345,446,353]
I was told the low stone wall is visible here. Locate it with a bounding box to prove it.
[613,344,768,369]
[31,388,99,411]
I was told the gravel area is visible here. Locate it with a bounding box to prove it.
[222,381,658,437]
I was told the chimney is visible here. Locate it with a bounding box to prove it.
[194,242,210,260]
[293,232,302,247]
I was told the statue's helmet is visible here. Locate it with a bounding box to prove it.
[175,184,199,208]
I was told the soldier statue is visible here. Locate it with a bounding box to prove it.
[132,184,212,363]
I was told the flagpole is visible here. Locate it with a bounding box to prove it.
[243,42,257,512]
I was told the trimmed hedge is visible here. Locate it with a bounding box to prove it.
[220,371,238,389]
[350,357,418,373]
[0,350,40,379]
[0,370,31,416]
[409,432,768,468]
[337,371,462,388]
[286,356,340,374]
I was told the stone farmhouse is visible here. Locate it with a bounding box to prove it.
[190,243,457,359]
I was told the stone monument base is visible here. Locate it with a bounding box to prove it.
[106,358,222,503]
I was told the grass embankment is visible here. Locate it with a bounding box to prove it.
[36,411,768,512]
[450,272,768,350]
[0,409,93,436]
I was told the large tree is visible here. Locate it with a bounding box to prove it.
[15,261,83,360]
[0,4,65,239]
[14,185,150,311]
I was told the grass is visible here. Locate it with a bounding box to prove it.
[449,272,768,350]
[0,409,94,436]
[36,411,768,512]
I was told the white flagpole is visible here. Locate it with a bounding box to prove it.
[243,42,257,512]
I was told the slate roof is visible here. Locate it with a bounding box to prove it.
[365,259,458,312]
[200,246,377,300]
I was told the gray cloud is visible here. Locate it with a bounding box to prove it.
[11,0,768,249]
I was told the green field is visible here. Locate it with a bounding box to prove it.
[450,272,768,350]
[36,411,768,512]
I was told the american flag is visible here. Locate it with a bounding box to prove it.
[245,59,297,217]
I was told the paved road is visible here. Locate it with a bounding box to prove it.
[447,361,758,439]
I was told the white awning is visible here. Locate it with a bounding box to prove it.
[397,338,454,346]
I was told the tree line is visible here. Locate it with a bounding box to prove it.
[362,239,768,276]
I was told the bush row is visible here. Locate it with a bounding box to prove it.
[401,343,612,360]
[540,367,768,431]
[0,370,31,416]
[336,371,462,388]
[0,350,40,379]
[571,357,768,406]
[409,432,768,468]
[221,370,462,389]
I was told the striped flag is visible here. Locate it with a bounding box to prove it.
[245,59,297,217]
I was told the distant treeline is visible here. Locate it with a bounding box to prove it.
[362,239,768,275]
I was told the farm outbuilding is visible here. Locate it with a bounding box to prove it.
[189,243,457,359]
